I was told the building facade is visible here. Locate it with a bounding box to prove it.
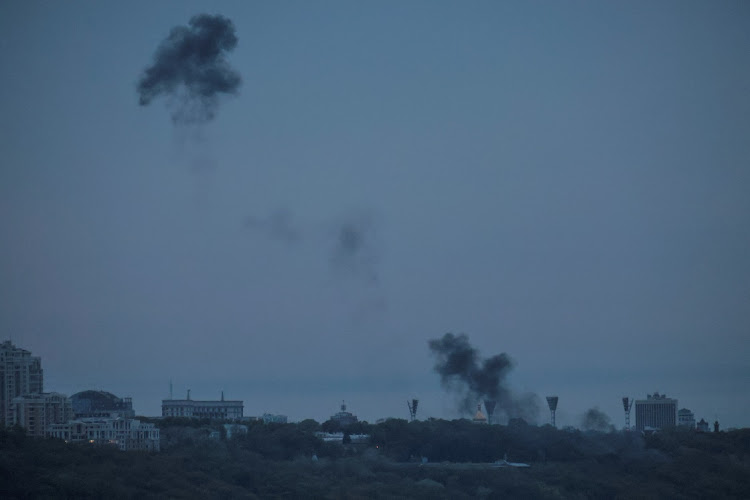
[678,408,696,429]
[71,390,135,419]
[47,418,160,452]
[635,392,677,431]
[162,396,243,420]
[262,413,288,424]
[696,418,710,432]
[330,401,358,427]
[10,392,73,437]
[1,340,44,426]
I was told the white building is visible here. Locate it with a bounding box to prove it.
[47,418,160,452]
[162,392,243,420]
[262,413,288,424]
[1,340,44,426]
[315,432,369,444]
[11,392,73,437]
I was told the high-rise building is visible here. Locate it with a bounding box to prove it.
[10,392,73,437]
[635,392,677,431]
[1,340,44,426]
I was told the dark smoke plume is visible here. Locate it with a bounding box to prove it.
[137,14,241,124]
[429,333,539,422]
[330,213,379,285]
[244,210,302,245]
[581,407,615,432]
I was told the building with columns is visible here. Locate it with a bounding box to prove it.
[162,391,243,420]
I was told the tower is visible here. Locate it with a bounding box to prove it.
[407,399,419,421]
[0,341,44,426]
[622,397,633,431]
[546,396,559,427]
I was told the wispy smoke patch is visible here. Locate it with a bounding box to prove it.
[137,14,241,124]
[244,210,302,245]
[329,212,379,285]
[242,208,383,290]
[428,333,539,422]
[581,407,615,432]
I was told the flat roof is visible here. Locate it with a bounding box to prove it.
[161,400,243,405]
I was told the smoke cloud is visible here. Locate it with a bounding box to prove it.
[330,213,379,285]
[244,210,302,245]
[137,14,241,124]
[242,209,383,289]
[428,333,539,422]
[581,407,615,432]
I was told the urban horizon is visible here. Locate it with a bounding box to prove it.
[6,338,743,431]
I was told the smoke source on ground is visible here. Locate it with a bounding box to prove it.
[428,333,540,422]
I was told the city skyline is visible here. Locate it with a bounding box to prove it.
[1,337,735,431]
[2,2,749,429]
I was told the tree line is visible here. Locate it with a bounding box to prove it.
[1,418,749,498]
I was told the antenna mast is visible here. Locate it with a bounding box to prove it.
[407,399,419,421]
[622,397,633,431]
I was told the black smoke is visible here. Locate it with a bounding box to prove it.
[428,333,539,422]
[137,14,241,124]
[581,407,615,432]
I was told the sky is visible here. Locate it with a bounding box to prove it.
[1,1,749,429]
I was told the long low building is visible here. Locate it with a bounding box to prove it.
[47,418,160,452]
[162,393,243,420]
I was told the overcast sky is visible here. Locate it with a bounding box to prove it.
[1,1,748,428]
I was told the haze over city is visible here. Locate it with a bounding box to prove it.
[1,1,748,429]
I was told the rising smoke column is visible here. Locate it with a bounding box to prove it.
[428,333,539,422]
[137,14,241,124]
